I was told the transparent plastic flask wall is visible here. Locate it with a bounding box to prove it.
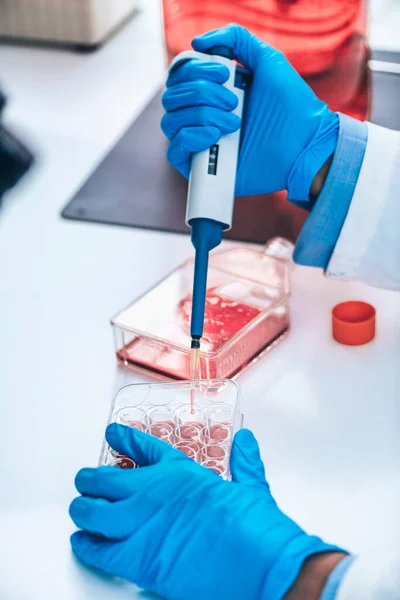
[162,0,370,120]
[112,238,293,381]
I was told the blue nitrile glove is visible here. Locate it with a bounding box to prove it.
[161,23,339,202]
[70,424,343,600]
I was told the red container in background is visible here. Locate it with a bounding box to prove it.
[162,0,370,120]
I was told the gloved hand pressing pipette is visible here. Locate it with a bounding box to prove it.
[70,424,345,600]
[161,23,339,202]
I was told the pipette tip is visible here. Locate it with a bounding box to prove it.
[191,336,201,350]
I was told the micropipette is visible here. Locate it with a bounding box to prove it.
[169,47,251,362]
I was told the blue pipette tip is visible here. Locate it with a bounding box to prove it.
[190,218,224,341]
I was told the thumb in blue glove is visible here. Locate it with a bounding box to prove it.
[162,23,339,202]
[70,424,344,600]
[230,425,270,487]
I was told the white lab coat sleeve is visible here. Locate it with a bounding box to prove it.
[326,122,400,290]
[335,552,400,600]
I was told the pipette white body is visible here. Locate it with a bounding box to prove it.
[169,50,244,229]
[168,49,247,342]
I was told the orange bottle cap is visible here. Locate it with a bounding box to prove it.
[332,301,376,346]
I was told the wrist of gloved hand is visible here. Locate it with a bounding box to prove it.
[287,112,339,202]
[262,534,344,599]
[309,155,334,198]
[284,552,349,600]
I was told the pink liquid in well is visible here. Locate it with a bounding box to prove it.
[173,432,228,471]
[126,421,146,431]
[203,460,226,476]
[203,444,227,460]
[177,423,203,440]
[209,424,230,442]
[147,424,174,440]
[110,420,230,476]
[174,441,201,459]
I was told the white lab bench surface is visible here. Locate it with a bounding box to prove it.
[1,2,400,598]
